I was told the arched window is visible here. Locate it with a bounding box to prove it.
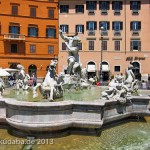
[46,66,49,72]
[28,64,37,76]
[101,61,110,81]
[10,63,18,69]
[132,62,140,80]
[87,61,96,78]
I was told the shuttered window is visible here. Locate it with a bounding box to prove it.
[48,9,54,18]
[28,25,38,37]
[130,40,141,51]
[12,5,18,15]
[48,46,54,54]
[30,44,36,53]
[89,41,94,50]
[46,27,56,38]
[30,7,36,17]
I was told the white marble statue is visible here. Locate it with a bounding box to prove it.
[14,64,30,90]
[33,60,63,101]
[0,78,5,97]
[102,62,138,102]
[59,29,82,77]
[59,29,91,90]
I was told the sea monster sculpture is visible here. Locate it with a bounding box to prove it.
[33,60,63,101]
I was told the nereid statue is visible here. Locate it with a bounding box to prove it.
[102,62,139,102]
[14,64,30,90]
[0,78,5,97]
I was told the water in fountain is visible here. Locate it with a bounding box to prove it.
[3,86,104,102]
[0,119,150,150]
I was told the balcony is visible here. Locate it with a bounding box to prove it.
[114,31,121,36]
[4,33,25,41]
[132,31,139,36]
[101,31,108,36]
[132,9,139,15]
[114,9,121,15]
[101,10,108,15]
[88,30,95,36]
[88,10,95,15]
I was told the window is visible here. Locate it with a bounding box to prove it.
[9,26,20,34]
[11,44,17,53]
[62,42,66,50]
[78,43,82,50]
[48,9,54,18]
[60,25,68,33]
[30,44,36,53]
[48,46,54,54]
[114,66,120,72]
[99,21,110,30]
[112,22,123,31]
[130,21,141,31]
[112,1,122,10]
[60,5,69,13]
[130,1,141,10]
[114,41,120,51]
[99,1,110,10]
[89,41,94,50]
[30,7,36,17]
[102,41,107,51]
[75,5,84,13]
[86,1,97,10]
[12,5,18,15]
[46,27,56,38]
[28,26,38,37]
[76,25,84,33]
[86,21,97,30]
[130,40,141,51]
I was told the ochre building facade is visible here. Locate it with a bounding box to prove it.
[0,0,58,78]
[58,0,150,81]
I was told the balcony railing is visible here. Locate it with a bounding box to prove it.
[101,9,108,15]
[114,9,121,15]
[101,30,108,36]
[88,30,95,35]
[132,31,139,36]
[132,9,139,15]
[88,10,95,15]
[114,31,121,36]
[4,33,25,41]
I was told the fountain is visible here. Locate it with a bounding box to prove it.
[0,30,150,150]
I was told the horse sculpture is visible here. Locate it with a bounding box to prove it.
[33,60,63,101]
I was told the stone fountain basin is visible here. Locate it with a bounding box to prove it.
[0,96,150,137]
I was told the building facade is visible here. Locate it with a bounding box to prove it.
[0,0,59,78]
[58,0,150,81]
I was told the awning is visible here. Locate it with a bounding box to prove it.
[4,68,19,72]
[102,65,109,72]
[0,69,10,76]
[87,64,96,72]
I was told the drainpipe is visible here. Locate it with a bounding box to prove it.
[124,0,127,54]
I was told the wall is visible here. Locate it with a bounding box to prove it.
[0,96,150,137]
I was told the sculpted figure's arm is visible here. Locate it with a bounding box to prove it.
[65,41,78,52]
[59,29,69,41]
